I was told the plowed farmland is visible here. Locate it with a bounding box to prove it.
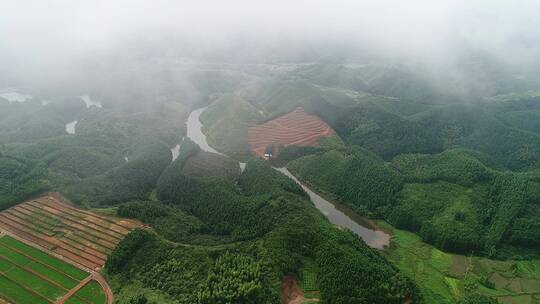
[0,195,141,271]
[248,107,335,157]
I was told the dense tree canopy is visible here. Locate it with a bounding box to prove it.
[107,157,421,303]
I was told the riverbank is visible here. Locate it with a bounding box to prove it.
[186,106,391,249]
[282,164,392,235]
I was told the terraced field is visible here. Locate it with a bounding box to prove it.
[0,234,107,304]
[0,195,141,271]
[383,222,540,304]
[248,107,335,157]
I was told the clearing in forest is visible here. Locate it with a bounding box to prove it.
[0,194,141,271]
[248,107,335,158]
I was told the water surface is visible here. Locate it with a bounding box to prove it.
[185,107,390,249]
[186,107,224,155]
[274,167,390,249]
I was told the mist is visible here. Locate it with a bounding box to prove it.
[1,0,539,100]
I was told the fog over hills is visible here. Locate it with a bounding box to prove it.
[1,2,540,304]
[1,1,539,96]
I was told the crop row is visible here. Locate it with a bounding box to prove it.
[0,236,94,304]
[47,198,138,230]
[0,196,141,271]
[22,203,121,246]
[247,107,335,157]
[0,216,103,269]
[5,207,115,254]
[38,198,132,235]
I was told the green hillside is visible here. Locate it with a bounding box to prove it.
[107,156,421,304]
[289,146,540,258]
[200,93,263,154]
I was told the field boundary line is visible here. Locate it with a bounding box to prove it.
[24,202,124,242]
[59,273,114,304]
[92,272,114,304]
[9,205,114,255]
[0,229,93,272]
[43,194,136,230]
[41,201,130,236]
[0,216,104,267]
[0,220,93,268]
[55,275,93,304]
[26,201,126,239]
[0,255,75,292]
[5,209,58,236]
[1,231,113,303]
[19,202,123,240]
[0,271,54,304]
[0,240,84,282]
[4,208,112,257]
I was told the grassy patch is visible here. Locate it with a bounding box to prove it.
[0,274,50,304]
[0,235,91,303]
[0,235,87,280]
[4,264,65,299]
[68,280,106,304]
[381,222,540,304]
[64,296,88,304]
[300,259,319,292]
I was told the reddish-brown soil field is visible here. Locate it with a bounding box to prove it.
[248,107,335,157]
[281,276,317,304]
[0,194,141,271]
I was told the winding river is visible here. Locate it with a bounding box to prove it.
[185,107,390,249]
[186,107,224,155]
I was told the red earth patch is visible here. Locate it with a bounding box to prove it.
[248,107,335,158]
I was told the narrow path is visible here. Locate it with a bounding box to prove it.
[56,275,92,304]
[92,272,114,304]
[56,272,113,304]
[1,228,114,304]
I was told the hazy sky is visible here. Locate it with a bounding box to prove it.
[1,1,539,73]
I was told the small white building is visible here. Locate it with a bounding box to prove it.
[263,145,274,160]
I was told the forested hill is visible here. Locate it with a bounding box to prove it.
[192,62,540,303]
[289,147,540,257]
[0,88,422,303]
[2,59,540,304]
[105,144,422,303]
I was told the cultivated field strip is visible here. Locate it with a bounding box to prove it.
[0,196,141,270]
[6,207,114,255]
[63,280,107,304]
[21,203,121,246]
[248,107,335,157]
[0,235,96,304]
[41,197,138,232]
[39,198,134,235]
[0,215,103,269]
